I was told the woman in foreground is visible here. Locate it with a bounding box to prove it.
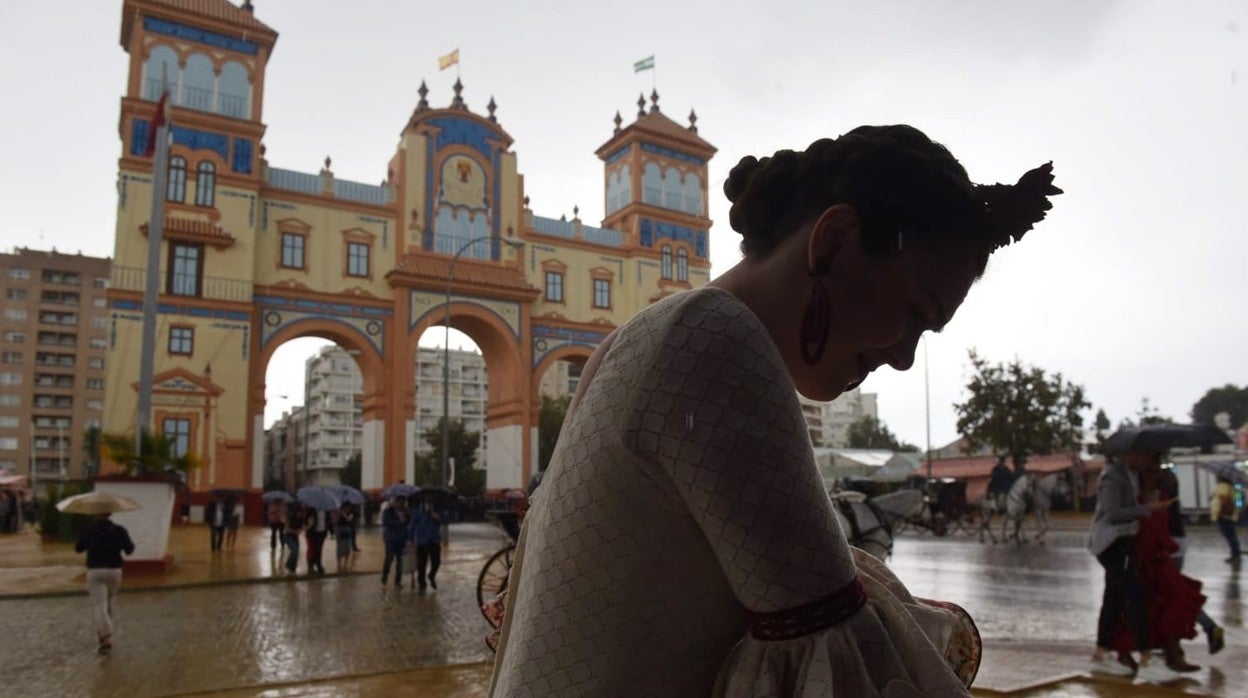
[490,125,1061,696]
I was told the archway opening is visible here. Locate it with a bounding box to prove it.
[260,335,369,491]
[534,357,587,477]
[412,327,489,496]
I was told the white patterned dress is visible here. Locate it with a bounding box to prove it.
[490,286,973,697]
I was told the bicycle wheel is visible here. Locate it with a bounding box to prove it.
[477,544,516,625]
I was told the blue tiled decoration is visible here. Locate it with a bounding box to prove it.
[144,16,259,56]
[231,139,253,174]
[640,218,709,257]
[427,116,497,160]
[605,145,630,165]
[130,120,149,156]
[640,142,705,165]
[172,126,229,161]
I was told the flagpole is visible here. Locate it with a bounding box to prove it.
[136,67,171,457]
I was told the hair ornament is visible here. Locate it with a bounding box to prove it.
[976,162,1063,252]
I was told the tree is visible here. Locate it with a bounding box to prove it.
[416,417,484,496]
[1136,396,1171,426]
[845,416,917,451]
[1093,409,1112,449]
[538,394,572,472]
[340,452,362,489]
[82,425,102,478]
[1191,384,1248,429]
[953,351,1090,469]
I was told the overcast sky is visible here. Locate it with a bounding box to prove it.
[2,1,1244,444]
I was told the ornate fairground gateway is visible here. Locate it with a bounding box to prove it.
[104,0,716,495]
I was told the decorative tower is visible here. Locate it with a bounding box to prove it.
[107,0,278,489]
[595,90,716,298]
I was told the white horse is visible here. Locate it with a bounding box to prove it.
[998,474,1068,546]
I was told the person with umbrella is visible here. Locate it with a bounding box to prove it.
[1211,475,1241,564]
[1089,448,1182,683]
[381,493,410,588]
[334,500,356,572]
[205,493,227,552]
[411,490,448,592]
[65,493,137,654]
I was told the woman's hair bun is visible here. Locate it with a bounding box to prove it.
[723,155,761,205]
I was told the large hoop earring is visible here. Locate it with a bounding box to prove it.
[800,268,831,366]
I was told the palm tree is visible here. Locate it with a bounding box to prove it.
[101,430,201,479]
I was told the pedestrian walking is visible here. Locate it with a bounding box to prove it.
[381,496,409,588]
[1108,458,1225,673]
[350,503,362,552]
[283,506,306,574]
[306,507,329,574]
[267,499,286,551]
[224,495,241,549]
[1158,468,1225,658]
[1088,450,1179,683]
[334,503,354,572]
[411,492,445,592]
[205,494,226,552]
[74,513,135,654]
[1211,476,1241,564]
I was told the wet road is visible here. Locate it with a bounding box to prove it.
[2,523,1243,696]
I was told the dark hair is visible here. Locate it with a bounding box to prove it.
[724,125,987,263]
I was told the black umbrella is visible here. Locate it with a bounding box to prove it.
[1197,461,1248,487]
[1102,423,1233,455]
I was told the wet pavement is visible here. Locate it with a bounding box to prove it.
[2,519,1244,696]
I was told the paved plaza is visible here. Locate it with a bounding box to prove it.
[1,518,1245,696]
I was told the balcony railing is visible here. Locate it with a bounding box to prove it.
[111,266,252,303]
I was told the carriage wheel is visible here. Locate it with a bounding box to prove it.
[477,544,516,625]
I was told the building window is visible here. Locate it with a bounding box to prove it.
[0,438,17,451]
[0,373,20,386]
[281,233,305,269]
[0,395,18,406]
[89,338,106,349]
[93,277,108,288]
[661,245,672,279]
[0,416,18,428]
[3,332,25,343]
[677,248,689,282]
[86,399,103,411]
[168,326,194,355]
[347,242,369,277]
[168,243,203,297]
[1,352,22,364]
[6,268,30,280]
[195,161,216,207]
[86,378,104,390]
[88,357,105,369]
[593,279,611,309]
[545,271,564,303]
[162,418,191,458]
[5,288,27,300]
[91,317,107,330]
[92,297,106,308]
[4,309,27,322]
[168,156,187,202]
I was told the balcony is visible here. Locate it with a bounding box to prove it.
[111,265,252,303]
[38,313,78,326]
[41,271,81,286]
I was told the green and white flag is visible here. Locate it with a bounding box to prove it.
[634,55,655,73]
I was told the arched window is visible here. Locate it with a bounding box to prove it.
[661,245,672,279]
[218,61,251,119]
[195,162,216,207]
[677,248,689,282]
[182,53,216,112]
[167,156,187,203]
[143,46,179,101]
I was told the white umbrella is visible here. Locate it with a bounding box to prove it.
[56,492,141,515]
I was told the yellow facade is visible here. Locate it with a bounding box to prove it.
[104,0,715,491]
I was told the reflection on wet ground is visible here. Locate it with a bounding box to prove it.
[2,521,1243,696]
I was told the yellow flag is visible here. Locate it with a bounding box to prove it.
[438,49,459,71]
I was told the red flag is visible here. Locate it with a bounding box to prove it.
[144,91,169,157]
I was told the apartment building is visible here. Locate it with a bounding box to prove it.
[0,248,112,486]
[799,388,879,448]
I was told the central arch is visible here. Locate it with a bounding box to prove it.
[407,299,530,488]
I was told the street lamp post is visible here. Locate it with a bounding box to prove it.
[442,235,524,488]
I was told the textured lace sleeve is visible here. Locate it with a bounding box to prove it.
[629,291,857,614]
